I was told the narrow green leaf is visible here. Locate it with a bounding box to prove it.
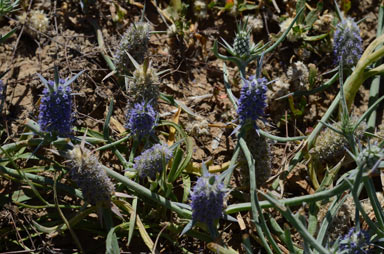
[127,197,137,247]
[104,99,114,140]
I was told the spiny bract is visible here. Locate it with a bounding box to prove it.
[333,17,363,67]
[191,174,226,227]
[38,79,72,136]
[125,101,157,138]
[67,145,115,206]
[133,143,173,179]
[237,76,267,128]
[114,22,150,73]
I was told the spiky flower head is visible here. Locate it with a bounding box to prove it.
[337,227,371,254]
[233,21,251,57]
[237,76,267,128]
[358,142,383,170]
[114,22,150,73]
[133,143,173,179]
[191,173,226,227]
[310,119,366,163]
[125,101,156,138]
[67,145,115,205]
[333,17,363,67]
[126,60,160,110]
[38,78,72,137]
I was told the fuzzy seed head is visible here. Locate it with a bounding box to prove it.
[194,0,208,19]
[133,143,173,179]
[333,18,363,67]
[29,10,49,33]
[67,145,115,205]
[243,15,263,33]
[114,22,150,73]
[279,17,298,42]
[237,76,267,127]
[338,227,371,254]
[191,174,226,226]
[125,101,156,138]
[38,79,72,136]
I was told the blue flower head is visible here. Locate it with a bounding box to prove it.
[133,143,173,179]
[38,78,72,136]
[68,145,115,206]
[333,17,363,67]
[191,173,226,228]
[338,227,371,254]
[237,76,267,128]
[125,101,156,138]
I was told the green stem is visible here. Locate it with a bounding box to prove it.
[238,135,281,254]
[225,181,349,214]
[0,166,83,198]
[103,166,192,218]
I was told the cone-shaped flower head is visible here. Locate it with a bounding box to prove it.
[237,76,267,128]
[191,173,226,227]
[67,145,115,205]
[233,21,251,57]
[38,78,72,136]
[114,22,150,73]
[333,17,362,67]
[126,60,160,110]
[133,143,173,179]
[338,227,371,254]
[125,101,156,138]
[311,119,366,163]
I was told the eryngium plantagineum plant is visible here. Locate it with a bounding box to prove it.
[67,145,115,206]
[336,227,372,254]
[191,173,226,234]
[114,22,150,73]
[125,100,157,138]
[333,17,363,67]
[133,143,173,179]
[237,76,267,128]
[38,78,72,136]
